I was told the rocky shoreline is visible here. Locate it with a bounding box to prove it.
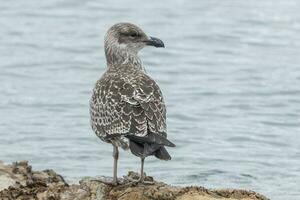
[0,161,269,200]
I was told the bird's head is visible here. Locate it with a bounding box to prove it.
[104,23,164,65]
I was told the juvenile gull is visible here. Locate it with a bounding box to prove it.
[90,22,175,184]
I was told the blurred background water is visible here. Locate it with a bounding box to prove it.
[1,0,300,199]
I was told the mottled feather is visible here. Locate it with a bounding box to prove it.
[90,64,167,149]
[90,23,174,162]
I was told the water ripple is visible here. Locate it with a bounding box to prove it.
[1,1,300,200]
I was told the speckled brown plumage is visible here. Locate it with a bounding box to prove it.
[89,22,174,183]
[90,64,167,149]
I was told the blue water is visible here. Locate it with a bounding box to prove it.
[1,1,300,199]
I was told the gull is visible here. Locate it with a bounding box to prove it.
[90,22,175,184]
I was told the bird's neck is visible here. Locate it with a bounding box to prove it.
[105,46,143,71]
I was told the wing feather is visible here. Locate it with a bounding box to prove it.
[90,68,167,147]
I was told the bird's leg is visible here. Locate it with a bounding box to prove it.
[138,157,145,182]
[88,145,120,185]
[137,144,154,184]
[124,157,153,186]
[112,145,119,184]
[123,144,154,185]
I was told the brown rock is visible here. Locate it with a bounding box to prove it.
[0,161,270,200]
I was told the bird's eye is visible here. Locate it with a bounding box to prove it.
[128,32,139,38]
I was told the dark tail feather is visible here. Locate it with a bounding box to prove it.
[129,140,144,157]
[155,146,171,160]
[129,140,162,157]
[126,133,175,147]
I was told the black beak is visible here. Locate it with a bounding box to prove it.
[146,36,165,48]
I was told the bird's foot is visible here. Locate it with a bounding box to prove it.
[89,176,124,186]
[123,171,155,186]
[124,177,155,186]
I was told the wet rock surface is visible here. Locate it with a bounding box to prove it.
[0,161,270,200]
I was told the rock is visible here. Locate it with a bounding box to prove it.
[0,161,68,200]
[0,175,16,191]
[0,161,270,200]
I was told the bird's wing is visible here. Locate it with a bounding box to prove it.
[90,70,167,142]
[90,71,128,141]
[119,72,167,138]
